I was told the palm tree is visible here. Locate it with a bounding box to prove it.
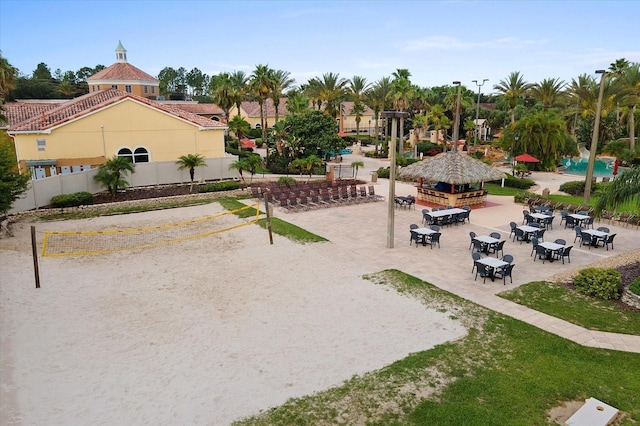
[366,77,393,146]
[290,154,323,182]
[176,154,207,192]
[426,104,451,150]
[250,64,275,143]
[530,78,567,109]
[613,62,640,150]
[493,71,533,124]
[227,115,251,143]
[311,72,348,119]
[270,69,295,124]
[286,92,311,116]
[595,167,640,216]
[210,72,235,129]
[230,70,249,119]
[349,102,367,139]
[229,158,249,184]
[243,154,265,184]
[93,156,136,197]
[392,69,413,156]
[351,160,364,179]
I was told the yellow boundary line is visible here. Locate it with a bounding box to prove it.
[42,203,261,257]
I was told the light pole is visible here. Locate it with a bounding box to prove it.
[381,111,408,249]
[472,78,488,154]
[583,69,607,205]
[100,125,106,159]
[452,81,462,152]
[512,134,519,176]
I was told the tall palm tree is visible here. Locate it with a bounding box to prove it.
[290,154,323,182]
[270,69,295,124]
[349,102,367,139]
[613,62,640,150]
[365,77,393,145]
[230,70,249,119]
[227,115,251,143]
[392,69,413,156]
[426,104,451,150]
[311,72,348,119]
[530,78,567,109]
[493,71,533,124]
[250,64,275,143]
[210,72,235,127]
[176,153,207,192]
[566,74,594,138]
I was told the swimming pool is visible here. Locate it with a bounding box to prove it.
[560,157,614,178]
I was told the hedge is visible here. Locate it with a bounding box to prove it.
[198,181,241,193]
[50,192,94,208]
[573,267,622,300]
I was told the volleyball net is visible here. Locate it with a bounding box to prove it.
[42,203,261,257]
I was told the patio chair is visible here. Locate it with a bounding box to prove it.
[573,226,582,243]
[368,186,384,201]
[410,230,424,247]
[456,211,468,225]
[489,240,506,258]
[474,263,492,284]
[597,227,610,233]
[409,224,419,242]
[250,186,261,199]
[559,210,568,227]
[472,239,485,254]
[468,231,477,250]
[583,216,594,229]
[564,215,576,229]
[494,263,515,285]
[534,245,549,263]
[580,232,593,249]
[513,228,526,244]
[522,210,530,225]
[430,225,440,232]
[535,229,545,242]
[489,232,501,240]
[471,252,482,273]
[555,245,573,264]
[602,233,616,251]
[529,222,541,228]
[501,254,514,264]
[544,216,555,230]
[554,239,566,245]
[421,209,430,225]
[530,237,539,256]
[427,232,441,249]
[509,222,517,239]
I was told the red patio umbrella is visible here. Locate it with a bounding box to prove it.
[240,138,257,149]
[513,153,540,163]
[613,158,620,176]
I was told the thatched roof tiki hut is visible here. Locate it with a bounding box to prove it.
[399,151,506,207]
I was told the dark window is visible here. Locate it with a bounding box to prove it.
[133,147,149,163]
[117,148,134,162]
[111,84,118,89]
[125,85,132,93]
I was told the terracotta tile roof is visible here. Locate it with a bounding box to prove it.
[3,101,63,127]
[159,101,224,115]
[87,62,159,83]
[239,99,373,117]
[8,89,226,132]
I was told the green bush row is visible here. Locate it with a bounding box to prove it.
[490,174,535,190]
[559,180,600,196]
[198,181,240,193]
[50,192,94,208]
[573,267,622,300]
[513,191,538,204]
[629,277,640,296]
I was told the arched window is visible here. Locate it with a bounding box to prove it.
[255,123,262,129]
[117,148,134,162]
[134,147,149,163]
[211,116,220,122]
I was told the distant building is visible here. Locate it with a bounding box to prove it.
[473,118,491,141]
[87,41,160,100]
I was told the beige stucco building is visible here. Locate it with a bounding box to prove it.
[7,89,226,179]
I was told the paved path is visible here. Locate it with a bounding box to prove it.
[251,148,640,353]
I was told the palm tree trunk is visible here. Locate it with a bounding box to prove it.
[630,105,636,151]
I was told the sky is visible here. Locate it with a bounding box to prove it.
[1,0,639,94]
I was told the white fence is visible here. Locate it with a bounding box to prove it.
[9,157,238,214]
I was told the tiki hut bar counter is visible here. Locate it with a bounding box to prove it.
[417,182,487,207]
[399,151,505,208]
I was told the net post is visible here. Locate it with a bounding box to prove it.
[263,193,273,245]
[31,225,41,288]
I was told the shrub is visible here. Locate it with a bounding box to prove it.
[573,267,622,300]
[495,174,535,190]
[416,142,442,156]
[471,151,485,160]
[559,180,599,196]
[277,176,298,187]
[630,277,640,296]
[50,192,94,208]
[376,167,390,179]
[514,190,537,204]
[247,128,262,139]
[198,180,240,193]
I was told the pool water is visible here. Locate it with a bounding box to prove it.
[560,157,614,178]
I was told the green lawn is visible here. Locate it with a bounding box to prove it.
[233,271,640,425]
[499,281,640,335]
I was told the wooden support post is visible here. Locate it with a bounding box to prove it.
[31,225,40,289]
[263,193,273,245]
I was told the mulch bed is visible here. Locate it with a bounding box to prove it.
[92,184,194,205]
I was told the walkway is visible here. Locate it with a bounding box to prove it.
[253,146,640,353]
